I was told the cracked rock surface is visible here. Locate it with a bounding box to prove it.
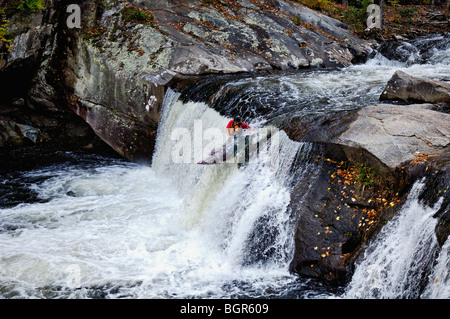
[337,104,450,169]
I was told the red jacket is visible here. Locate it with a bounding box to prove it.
[226,120,251,130]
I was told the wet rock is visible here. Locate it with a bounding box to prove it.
[414,152,450,247]
[288,143,403,286]
[0,6,55,72]
[65,0,371,161]
[375,34,450,65]
[0,0,106,159]
[380,70,450,104]
[0,119,25,147]
[285,103,450,176]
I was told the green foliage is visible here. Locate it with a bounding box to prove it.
[341,6,367,31]
[17,0,45,13]
[121,6,154,25]
[293,15,302,25]
[295,0,374,32]
[0,0,44,50]
[387,0,431,5]
[357,163,375,186]
[294,0,437,34]
[398,7,418,22]
[0,10,13,50]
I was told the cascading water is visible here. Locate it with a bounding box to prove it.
[344,180,443,299]
[148,88,318,296]
[421,238,450,299]
[0,35,449,299]
[0,89,323,299]
[187,34,450,127]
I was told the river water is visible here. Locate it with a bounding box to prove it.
[0,34,449,299]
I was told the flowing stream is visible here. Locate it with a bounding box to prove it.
[0,34,449,299]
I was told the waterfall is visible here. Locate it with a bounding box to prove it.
[344,180,444,299]
[151,88,308,268]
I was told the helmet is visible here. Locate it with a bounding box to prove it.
[234,116,242,123]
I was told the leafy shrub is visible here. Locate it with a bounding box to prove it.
[342,6,367,31]
[121,6,154,25]
[398,7,418,21]
[0,11,13,50]
[295,0,373,32]
[357,163,376,186]
[17,0,45,13]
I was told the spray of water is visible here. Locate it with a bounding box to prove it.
[421,238,450,299]
[344,180,443,299]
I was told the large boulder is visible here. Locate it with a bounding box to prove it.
[336,103,450,171]
[380,70,450,104]
[285,103,450,286]
[0,117,43,147]
[285,103,450,172]
[288,142,405,286]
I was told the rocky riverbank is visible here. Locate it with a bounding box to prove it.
[0,0,373,162]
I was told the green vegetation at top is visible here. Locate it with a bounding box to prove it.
[1,0,44,15]
[0,12,12,49]
[294,0,448,35]
[0,0,45,50]
[17,0,44,12]
[292,0,374,33]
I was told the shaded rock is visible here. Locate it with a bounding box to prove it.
[285,103,450,175]
[0,6,55,72]
[283,111,359,146]
[0,117,45,147]
[288,142,404,286]
[64,0,371,162]
[375,34,450,65]
[414,152,450,247]
[0,119,26,147]
[0,0,109,159]
[380,70,450,104]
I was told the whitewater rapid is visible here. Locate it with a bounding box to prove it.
[0,93,313,299]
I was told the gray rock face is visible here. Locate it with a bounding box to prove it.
[380,70,450,104]
[336,103,450,170]
[285,102,450,173]
[0,8,55,71]
[0,0,372,160]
